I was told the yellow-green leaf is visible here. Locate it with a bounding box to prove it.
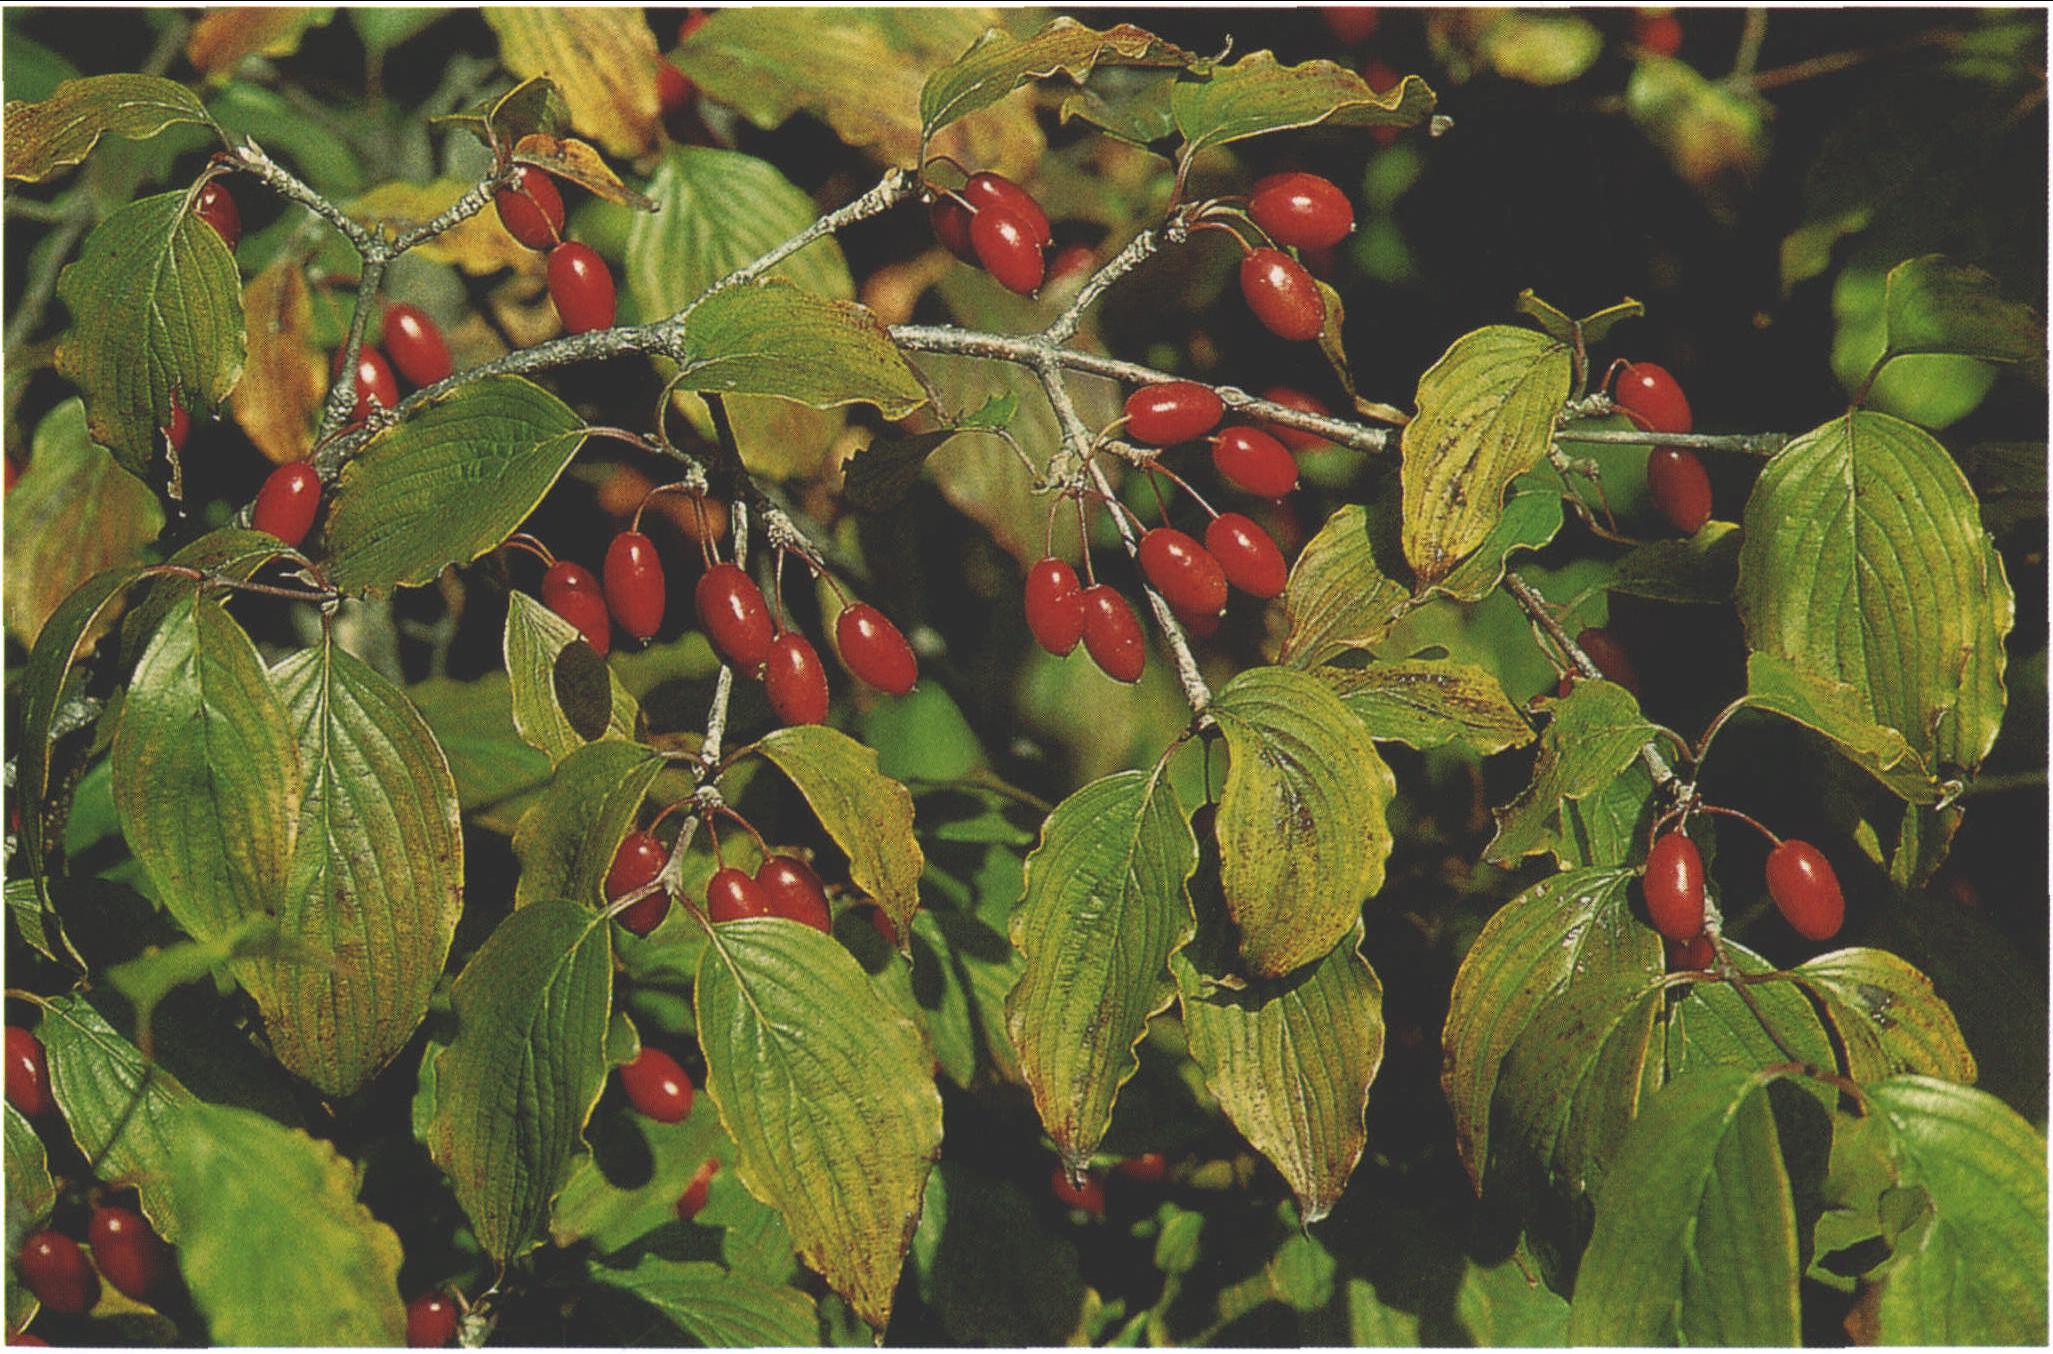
[512,739,665,909]
[1793,949,1976,1086]
[2,74,217,183]
[679,281,928,419]
[920,17,1199,139]
[1171,50,1436,158]
[503,592,642,762]
[1319,658,1535,755]
[752,725,923,941]
[1487,681,1655,866]
[485,8,664,158]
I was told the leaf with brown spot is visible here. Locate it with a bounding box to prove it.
[485,9,664,159]
[512,134,656,212]
[232,259,325,466]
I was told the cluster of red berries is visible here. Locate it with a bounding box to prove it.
[1610,359,1712,537]
[1230,170,1354,341]
[494,165,618,335]
[1047,1151,1173,1220]
[1644,821,1847,964]
[609,1043,723,1218]
[928,168,1054,296]
[603,814,835,940]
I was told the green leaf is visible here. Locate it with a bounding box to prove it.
[1486,681,1656,866]
[512,739,665,909]
[1467,11,1602,85]
[1171,51,1435,158]
[102,917,297,1050]
[1738,410,2013,774]
[842,428,969,515]
[679,280,928,419]
[503,592,642,762]
[424,901,614,1262]
[1568,1068,1802,1345]
[1793,949,1975,1087]
[1859,1076,2047,1345]
[1209,667,1396,978]
[1320,658,1534,755]
[628,146,853,318]
[1277,502,1413,668]
[920,17,1199,139]
[348,8,445,58]
[1664,942,1836,1096]
[54,190,246,476]
[5,1104,56,1333]
[1006,770,1195,1168]
[1400,325,1571,586]
[1558,763,1657,870]
[167,1103,406,1346]
[1427,471,1568,603]
[1441,868,1659,1188]
[2,74,217,183]
[1174,920,1383,1223]
[1879,253,2045,382]
[482,9,663,158]
[111,591,301,952]
[588,1256,818,1347]
[1741,652,1940,803]
[752,724,924,942]
[3,398,164,648]
[262,637,463,1097]
[694,917,942,1331]
[1608,520,1742,604]
[324,376,589,595]
[120,527,305,667]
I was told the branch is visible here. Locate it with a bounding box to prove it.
[1044,222,1178,345]
[233,141,383,255]
[700,167,921,299]
[317,254,385,444]
[1559,425,1791,457]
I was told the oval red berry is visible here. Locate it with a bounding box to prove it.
[17,1231,97,1315]
[86,1205,166,1303]
[1205,513,1288,598]
[695,563,775,669]
[1574,627,1640,696]
[1647,448,1712,535]
[620,1046,695,1123]
[1024,558,1086,656]
[970,206,1045,295]
[1079,585,1145,683]
[1643,831,1706,942]
[836,603,918,695]
[164,395,191,454]
[706,866,773,923]
[1258,385,1331,451]
[541,560,612,656]
[677,1158,719,1221]
[332,346,400,422]
[548,241,617,334]
[195,181,240,250]
[494,166,565,250]
[405,1294,460,1349]
[657,62,693,117]
[1211,426,1299,497]
[764,631,830,726]
[252,461,321,549]
[5,1026,52,1119]
[1138,528,1228,620]
[1613,361,1692,434]
[605,830,671,936]
[1239,248,1326,341]
[1049,1167,1107,1217]
[603,531,665,641]
[929,194,978,264]
[1766,839,1845,941]
[1249,172,1355,251]
[382,303,453,387]
[1125,382,1224,445]
[756,855,831,933]
[961,172,1051,248]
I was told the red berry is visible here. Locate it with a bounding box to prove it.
[331,345,400,422]
[1169,597,1222,639]
[548,242,616,334]
[605,830,672,936]
[1048,244,1096,285]
[676,1158,719,1221]
[251,461,321,549]
[1636,10,1684,56]
[695,563,775,669]
[620,1047,695,1124]
[960,172,1051,248]
[5,1027,52,1119]
[603,531,665,641]
[1574,627,1640,696]
[1766,840,1845,941]
[1362,59,1400,95]
[1049,1167,1107,1218]
[86,1205,165,1303]
[494,166,565,250]
[835,604,918,695]
[381,303,453,387]
[1205,513,1289,599]
[1643,831,1706,942]
[194,181,240,250]
[1124,382,1224,445]
[1321,5,1381,44]
[1210,426,1299,498]
[162,395,191,455]
[17,1232,97,1315]
[1665,934,1715,971]
[1079,585,1145,683]
[405,1293,459,1349]
[970,206,1045,295]
[929,195,978,264]
[1647,448,1712,535]
[541,560,612,656]
[706,866,773,923]
[755,855,831,933]
[1239,248,1326,341]
[1259,386,1330,451]
[1613,361,1692,435]
[764,631,830,726]
[1249,172,1355,251]
[657,62,693,117]
[1138,528,1228,620]
[1024,559,1087,656]
[867,905,900,947]
[677,8,709,43]
[1115,1152,1169,1183]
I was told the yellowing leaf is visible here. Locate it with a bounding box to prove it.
[348,179,543,277]
[186,8,335,81]
[231,258,325,465]
[511,133,656,211]
[2,74,217,183]
[486,9,664,159]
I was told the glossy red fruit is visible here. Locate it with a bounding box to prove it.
[1643,832,1706,942]
[970,206,1045,295]
[676,1158,719,1221]
[1575,627,1640,696]
[836,604,918,695]
[494,166,565,250]
[606,830,672,936]
[1211,426,1299,497]
[756,855,831,933]
[1138,528,1228,619]
[405,1294,459,1349]
[1665,934,1716,971]
[764,631,830,726]
[1079,585,1145,683]
[381,303,453,387]
[164,395,191,453]
[1125,382,1224,445]
[1049,1167,1107,1218]
[1239,248,1326,341]
[1048,244,1096,286]
[695,563,775,669]
[252,461,321,548]
[1766,840,1845,941]
[929,194,978,264]
[542,561,612,655]
[86,1206,165,1303]
[1259,386,1330,451]
[603,531,665,641]
[1169,597,1221,639]
[548,242,616,334]
[331,346,400,422]
[1115,1152,1169,1183]
[1249,172,1356,251]
[1613,361,1692,434]
[1205,513,1288,598]
[1647,448,1712,535]
[194,182,240,250]
[5,1027,51,1119]
[961,172,1051,248]
[17,1232,96,1315]
[657,62,693,117]
[1322,5,1380,44]
[620,1047,695,1123]
[1024,558,1087,656]
[706,866,773,923]
[1636,10,1684,56]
